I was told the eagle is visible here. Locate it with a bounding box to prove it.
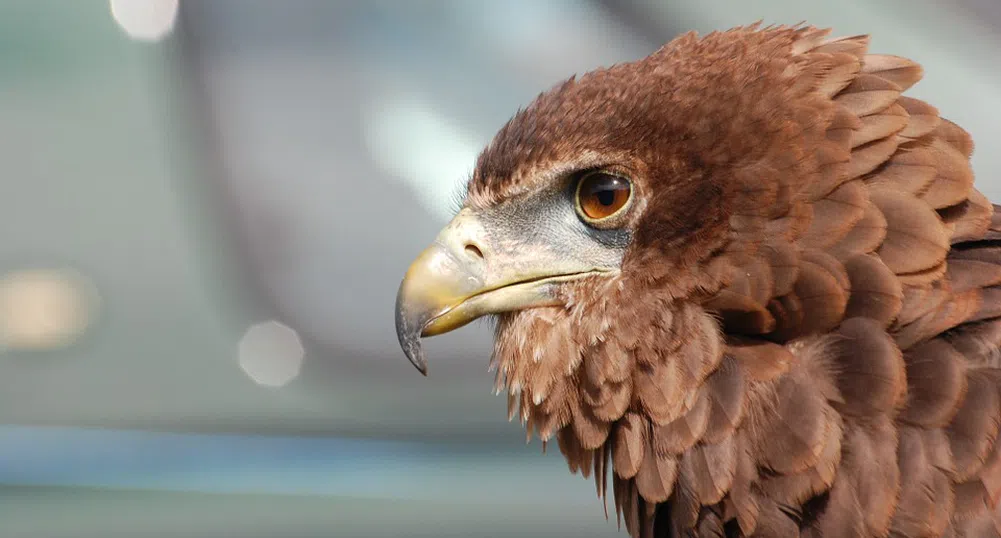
[394,24,1001,537]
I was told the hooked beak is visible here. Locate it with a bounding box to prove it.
[394,208,605,375]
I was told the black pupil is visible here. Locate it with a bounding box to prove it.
[596,189,616,206]
[586,175,626,208]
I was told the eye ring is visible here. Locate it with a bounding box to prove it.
[574,170,633,228]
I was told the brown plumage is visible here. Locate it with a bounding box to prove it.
[394,23,1001,537]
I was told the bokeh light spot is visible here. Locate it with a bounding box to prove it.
[0,269,99,351]
[238,321,304,387]
[109,0,179,42]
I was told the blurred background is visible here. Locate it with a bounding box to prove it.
[1,1,999,536]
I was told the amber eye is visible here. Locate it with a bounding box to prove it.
[575,172,632,224]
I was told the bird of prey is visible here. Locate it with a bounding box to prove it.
[394,24,1001,537]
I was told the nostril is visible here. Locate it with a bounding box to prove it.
[464,244,484,261]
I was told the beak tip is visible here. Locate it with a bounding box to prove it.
[402,341,429,376]
[398,324,430,374]
[396,285,432,376]
[402,333,429,375]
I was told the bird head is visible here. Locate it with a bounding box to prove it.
[391,22,998,538]
[395,26,826,441]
